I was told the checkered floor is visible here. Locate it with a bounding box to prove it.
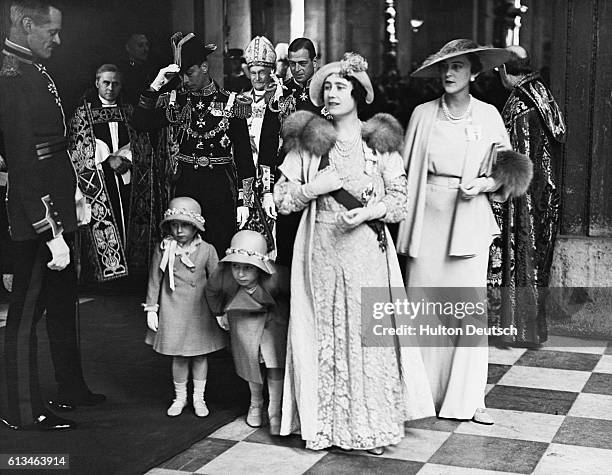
[147,335,612,475]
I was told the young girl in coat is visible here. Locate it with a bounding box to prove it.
[144,197,227,417]
[205,230,289,435]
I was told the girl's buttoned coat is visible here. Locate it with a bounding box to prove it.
[145,238,228,356]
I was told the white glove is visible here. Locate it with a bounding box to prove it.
[2,274,12,292]
[216,315,230,331]
[147,311,159,332]
[302,167,343,199]
[459,177,497,200]
[237,206,249,228]
[46,235,70,271]
[150,64,180,91]
[262,192,277,218]
[75,187,91,226]
[336,203,387,231]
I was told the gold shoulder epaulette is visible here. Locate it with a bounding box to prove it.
[0,54,21,77]
[230,92,252,119]
[156,92,172,107]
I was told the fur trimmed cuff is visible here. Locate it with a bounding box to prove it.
[282,110,336,156]
[492,150,533,198]
[362,113,404,154]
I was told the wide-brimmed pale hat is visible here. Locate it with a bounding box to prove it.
[221,230,274,274]
[411,39,511,78]
[309,52,374,107]
[160,197,206,233]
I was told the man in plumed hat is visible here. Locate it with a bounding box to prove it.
[133,34,255,258]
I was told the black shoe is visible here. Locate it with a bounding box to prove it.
[29,412,76,431]
[49,392,106,411]
[0,416,19,430]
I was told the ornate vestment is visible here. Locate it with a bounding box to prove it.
[69,96,154,280]
[488,74,566,346]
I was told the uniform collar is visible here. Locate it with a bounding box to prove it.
[2,38,36,64]
[190,80,217,97]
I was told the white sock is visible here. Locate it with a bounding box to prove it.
[193,379,207,402]
[248,382,264,407]
[267,378,283,417]
[174,380,187,402]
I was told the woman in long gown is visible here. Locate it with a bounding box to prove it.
[396,39,532,425]
[274,53,435,453]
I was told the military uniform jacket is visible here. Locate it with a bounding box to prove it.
[260,78,331,179]
[133,81,255,203]
[0,39,76,241]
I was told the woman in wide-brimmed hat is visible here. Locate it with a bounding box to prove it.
[274,52,435,454]
[396,39,533,425]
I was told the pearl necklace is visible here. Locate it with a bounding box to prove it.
[334,132,362,157]
[441,94,472,122]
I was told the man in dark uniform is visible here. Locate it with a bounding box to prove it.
[224,48,251,93]
[0,0,104,431]
[133,34,255,258]
[116,33,154,106]
[267,37,330,268]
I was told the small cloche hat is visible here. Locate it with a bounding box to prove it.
[221,230,274,274]
[411,38,511,78]
[160,197,206,233]
[309,52,374,107]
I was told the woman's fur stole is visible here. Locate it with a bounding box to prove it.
[282,111,404,156]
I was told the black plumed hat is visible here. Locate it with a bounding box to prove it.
[177,36,217,72]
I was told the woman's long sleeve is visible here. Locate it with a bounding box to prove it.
[379,152,408,223]
[273,150,312,214]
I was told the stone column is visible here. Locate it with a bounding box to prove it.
[396,0,413,75]
[227,0,252,50]
[304,0,327,62]
[202,0,225,82]
[326,0,346,63]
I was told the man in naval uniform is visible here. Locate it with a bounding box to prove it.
[69,63,137,282]
[116,33,154,106]
[265,37,330,268]
[0,0,104,431]
[133,34,255,258]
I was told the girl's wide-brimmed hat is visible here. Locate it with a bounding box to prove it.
[411,38,512,78]
[160,196,206,233]
[221,230,274,274]
[309,52,374,107]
